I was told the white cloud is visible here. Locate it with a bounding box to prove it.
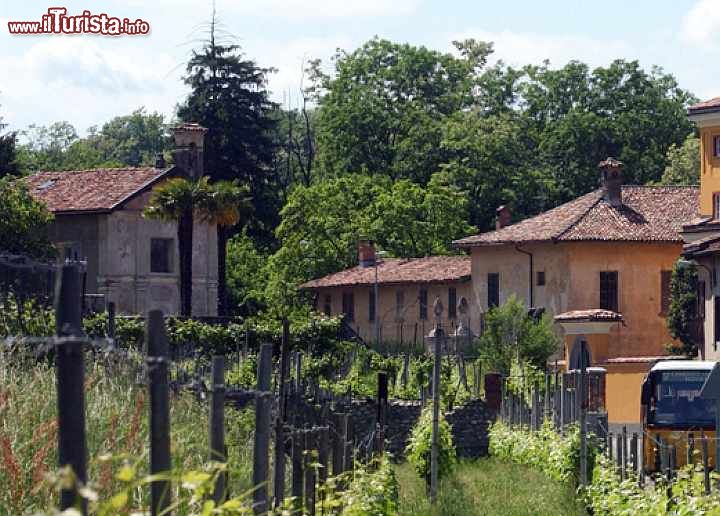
[450,29,632,69]
[682,0,720,48]
[0,38,185,132]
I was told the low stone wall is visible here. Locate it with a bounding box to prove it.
[341,398,495,460]
[225,389,495,460]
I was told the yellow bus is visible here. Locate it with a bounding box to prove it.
[640,360,716,473]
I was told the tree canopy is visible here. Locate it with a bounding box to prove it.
[177,21,277,246]
[0,178,55,260]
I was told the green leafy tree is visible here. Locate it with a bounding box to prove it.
[666,261,700,356]
[207,180,252,315]
[177,13,277,246]
[0,103,19,178]
[659,135,700,186]
[313,37,493,184]
[143,177,216,316]
[520,59,696,199]
[90,108,170,166]
[0,178,54,260]
[479,295,560,374]
[226,230,268,316]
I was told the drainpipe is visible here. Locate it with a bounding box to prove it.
[515,245,533,308]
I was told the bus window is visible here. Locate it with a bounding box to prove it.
[648,370,714,427]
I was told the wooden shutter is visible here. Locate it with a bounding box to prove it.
[448,287,457,318]
[419,288,428,320]
[599,271,619,312]
[368,290,375,322]
[660,270,672,316]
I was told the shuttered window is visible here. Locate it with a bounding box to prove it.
[488,273,500,309]
[599,271,619,312]
[368,291,376,322]
[419,288,428,320]
[342,292,354,321]
[323,295,332,316]
[660,270,672,316]
[448,287,457,319]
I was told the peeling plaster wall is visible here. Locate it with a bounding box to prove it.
[469,242,570,315]
[49,190,218,316]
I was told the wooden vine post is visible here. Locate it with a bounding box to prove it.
[55,264,88,514]
[146,310,172,516]
[427,297,445,503]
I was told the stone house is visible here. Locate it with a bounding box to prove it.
[454,160,698,425]
[681,96,720,360]
[25,124,218,316]
[301,246,475,346]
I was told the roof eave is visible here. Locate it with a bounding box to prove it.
[300,276,472,290]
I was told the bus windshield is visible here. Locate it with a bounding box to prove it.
[647,370,715,427]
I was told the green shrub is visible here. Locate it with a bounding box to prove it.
[339,457,399,516]
[583,454,720,515]
[406,405,456,484]
[489,420,597,484]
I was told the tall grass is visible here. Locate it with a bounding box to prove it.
[0,348,255,514]
[395,459,586,515]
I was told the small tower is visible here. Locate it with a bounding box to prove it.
[172,123,208,180]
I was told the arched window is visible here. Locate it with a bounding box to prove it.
[569,336,591,370]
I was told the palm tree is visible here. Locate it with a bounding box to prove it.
[144,177,214,317]
[207,180,251,316]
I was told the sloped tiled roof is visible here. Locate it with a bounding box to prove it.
[25,167,173,213]
[454,186,698,247]
[688,97,720,115]
[682,233,720,258]
[300,255,471,289]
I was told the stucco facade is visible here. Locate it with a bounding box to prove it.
[314,280,476,345]
[49,191,218,316]
[469,240,682,424]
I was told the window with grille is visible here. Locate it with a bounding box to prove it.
[150,238,173,273]
[448,287,457,318]
[599,271,619,312]
[419,288,428,320]
[537,271,546,286]
[660,270,672,316]
[342,292,354,321]
[368,291,376,321]
[323,295,331,316]
[488,273,500,309]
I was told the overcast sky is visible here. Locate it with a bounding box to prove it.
[1,0,719,134]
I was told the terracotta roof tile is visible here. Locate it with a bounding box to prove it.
[455,186,698,247]
[300,255,471,289]
[683,233,720,257]
[554,309,623,322]
[688,97,720,115]
[25,167,173,213]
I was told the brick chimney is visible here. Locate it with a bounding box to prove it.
[358,240,377,268]
[172,123,207,180]
[496,205,511,230]
[599,157,624,207]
